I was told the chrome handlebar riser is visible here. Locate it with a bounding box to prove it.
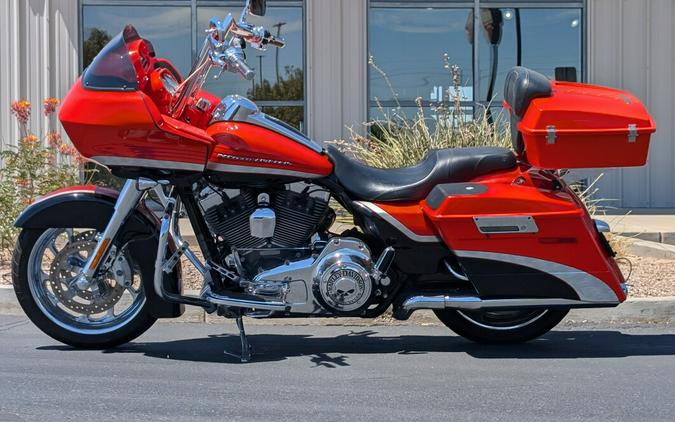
[169,8,283,119]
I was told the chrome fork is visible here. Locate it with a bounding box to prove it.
[75,179,143,289]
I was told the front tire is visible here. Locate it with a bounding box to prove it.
[434,308,569,344]
[12,228,156,349]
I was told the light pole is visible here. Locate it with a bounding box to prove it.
[272,21,286,84]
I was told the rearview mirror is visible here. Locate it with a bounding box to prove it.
[249,0,266,17]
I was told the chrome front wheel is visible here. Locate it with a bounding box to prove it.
[13,228,156,348]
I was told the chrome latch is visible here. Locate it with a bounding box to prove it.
[546,125,557,145]
[628,124,638,143]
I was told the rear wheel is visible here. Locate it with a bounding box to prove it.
[12,228,156,349]
[434,308,569,344]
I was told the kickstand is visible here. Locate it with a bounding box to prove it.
[234,316,252,363]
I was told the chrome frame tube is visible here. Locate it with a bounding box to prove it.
[153,196,213,310]
[80,179,142,279]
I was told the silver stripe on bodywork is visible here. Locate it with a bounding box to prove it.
[353,201,441,243]
[455,250,620,303]
[206,162,324,179]
[91,156,204,172]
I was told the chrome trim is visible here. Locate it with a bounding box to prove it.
[473,216,539,234]
[594,219,610,233]
[444,260,469,281]
[203,286,289,311]
[401,295,616,313]
[456,309,549,331]
[91,156,204,172]
[210,95,323,154]
[206,162,323,179]
[353,201,441,243]
[455,250,620,303]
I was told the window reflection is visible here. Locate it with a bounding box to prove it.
[368,4,582,118]
[82,6,192,75]
[478,8,582,103]
[196,6,304,101]
[369,7,473,104]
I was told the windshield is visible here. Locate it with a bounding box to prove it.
[82,25,140,91]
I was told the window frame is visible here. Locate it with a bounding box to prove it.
[79,0,308,131]
[367,0,586,117]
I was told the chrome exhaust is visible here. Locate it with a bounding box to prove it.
[396,294,617,320]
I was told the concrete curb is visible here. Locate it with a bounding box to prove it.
[620,236,675,260]
[1,285,674,326]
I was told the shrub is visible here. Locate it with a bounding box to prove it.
[333,56,510,169]
[0,99,90,251]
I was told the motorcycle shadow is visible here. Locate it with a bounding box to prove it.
[41,328,675,365]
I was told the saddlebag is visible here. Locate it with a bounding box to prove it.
[504,67,656,169]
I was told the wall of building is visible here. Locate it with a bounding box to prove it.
[2,0,675,208]
[306,0,368,143]
[0,0,79,150]
[587,0,675,208]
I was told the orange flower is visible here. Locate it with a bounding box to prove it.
[10,100,31,125]
[58,143,72,155]
[74,153,88,165]
[46,131,62,147]
[20,134,39,147]
[43,97,59,116]
[16,178,30,188]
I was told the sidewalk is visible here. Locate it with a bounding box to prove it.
[602,213,675,244]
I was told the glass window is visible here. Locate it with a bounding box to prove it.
[196,4,305,130]
[82,5,192,75]
[368,2,583,118]
[478,8,582,103]
[369,7,474,105]
[80,1,306,131]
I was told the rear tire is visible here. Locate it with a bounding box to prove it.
[12,228,156,349]
[434,308,569,344]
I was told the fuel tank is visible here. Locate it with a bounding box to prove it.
[205,96,333,185]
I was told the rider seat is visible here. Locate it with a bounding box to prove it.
[326,145,516,202]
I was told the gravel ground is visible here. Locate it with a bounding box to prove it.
[2,248,674,297]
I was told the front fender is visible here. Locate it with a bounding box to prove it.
[15,185,184,319]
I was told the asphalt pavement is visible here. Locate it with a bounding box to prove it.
[1,316,674,421]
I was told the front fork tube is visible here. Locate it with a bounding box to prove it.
[78,180,142,285]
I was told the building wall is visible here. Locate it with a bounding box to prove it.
[0,0,79,150]
[587,0,675,208]
[2,0,675,208]
[306,0,368,143]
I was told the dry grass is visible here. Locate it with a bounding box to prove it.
[333,58,509,169]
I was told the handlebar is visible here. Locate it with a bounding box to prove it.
[169,9,284,118]
[223,47,255,81]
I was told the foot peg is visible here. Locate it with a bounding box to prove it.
[233,316,252,363]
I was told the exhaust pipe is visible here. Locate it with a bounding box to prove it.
[395,294,614,320]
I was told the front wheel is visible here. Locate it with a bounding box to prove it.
[434,308,569,344]
[12,228,156,349]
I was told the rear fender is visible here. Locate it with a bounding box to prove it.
[15,185,184,318]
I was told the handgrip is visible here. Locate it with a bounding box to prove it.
[267,37,285,48]
[224,48,255,81]
[230,55,255,81]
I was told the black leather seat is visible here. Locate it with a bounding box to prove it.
[326,145,516,202]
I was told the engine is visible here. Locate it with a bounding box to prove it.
[198,184,388,316]
[199,184,334,274]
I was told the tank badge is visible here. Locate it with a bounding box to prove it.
[217,153,292,166]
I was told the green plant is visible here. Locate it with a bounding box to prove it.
[333,56,510,169]
[0,99,92,252]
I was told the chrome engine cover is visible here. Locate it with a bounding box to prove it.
[314,241,372,312]
[248,237,374,315]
